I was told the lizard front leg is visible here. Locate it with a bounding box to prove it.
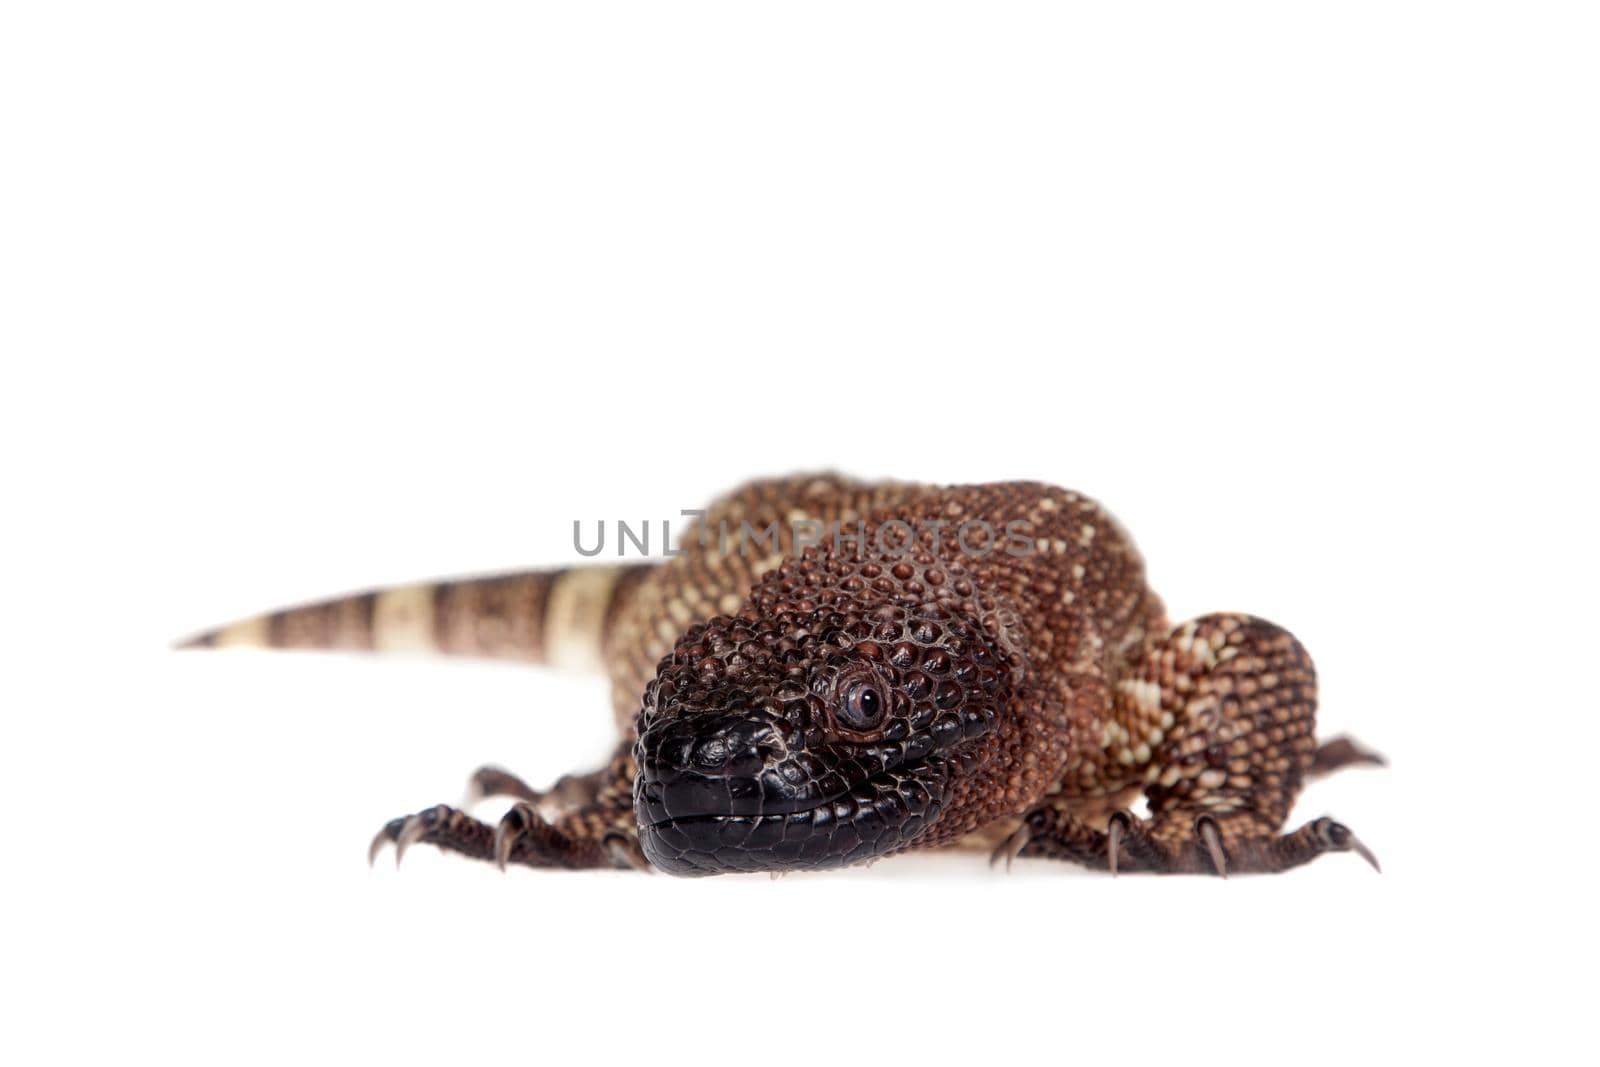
[1002,614,1382,875]
[369,742,649,872]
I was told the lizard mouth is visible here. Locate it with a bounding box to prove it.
[636,762,946,876]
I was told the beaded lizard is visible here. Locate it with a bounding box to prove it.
[181,473,1383,876]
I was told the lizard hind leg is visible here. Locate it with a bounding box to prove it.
[1009,614,1381,875]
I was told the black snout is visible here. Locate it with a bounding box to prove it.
[634,709,946,876]
[634,712,786,828]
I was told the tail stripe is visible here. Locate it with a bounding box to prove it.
[543,567,624,673]
[179,563,653,673]
[212,614,273,649]
[372,585,438,653]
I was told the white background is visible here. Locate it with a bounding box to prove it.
[3,3,1595,1064]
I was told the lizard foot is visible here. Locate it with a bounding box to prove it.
[990,804,1127,872]
[369,804,495,868]
[370,741,647,873]
[1293,816,1381,872]
[1158,812,1381,874]
[489,801,638,870]
[492,802,581,869]
[998,804,1380,876]
[367,800,646,871]
[988,806,1164,874]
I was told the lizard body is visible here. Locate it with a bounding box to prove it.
[185,473,1381,876]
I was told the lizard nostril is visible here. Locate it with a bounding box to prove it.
[689,725,776,775]
[641,714,778,782]
[692,737,730,769]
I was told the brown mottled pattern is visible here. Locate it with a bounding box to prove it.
[189,472,1381,876]
[602,474,920,734]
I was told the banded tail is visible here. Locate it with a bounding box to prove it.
[177,564,652,673]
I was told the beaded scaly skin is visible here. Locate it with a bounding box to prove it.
[182,474,1382,876]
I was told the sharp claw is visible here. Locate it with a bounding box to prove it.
[1347,833,1382,873]
[1315,817,1382,873]
[492,820,515,872]
[367,822,398,868]
[392,814,428,869]
[990,823,1032,871]
[1107,814,1125,878]
[1197,816,1228,878]
[493,805,532,872]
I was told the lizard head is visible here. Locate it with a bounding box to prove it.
[634,549,1024,875]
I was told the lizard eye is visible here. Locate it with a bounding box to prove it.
[839,682,885,731]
